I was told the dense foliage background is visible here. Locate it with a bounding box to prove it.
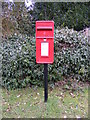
[1,27,89,89]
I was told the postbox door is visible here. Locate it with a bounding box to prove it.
[36,38,54,63]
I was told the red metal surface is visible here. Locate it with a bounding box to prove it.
[36,21,54,63]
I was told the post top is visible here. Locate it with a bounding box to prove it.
[36,20,54,23]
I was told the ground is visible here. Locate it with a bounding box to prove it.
[2,82,89,118]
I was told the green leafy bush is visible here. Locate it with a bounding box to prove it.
[1,27,89,89]
[55,27,89,81]
[2,35,44,89]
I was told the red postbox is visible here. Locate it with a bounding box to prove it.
[36,21,54,63]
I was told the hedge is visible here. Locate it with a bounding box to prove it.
[1,27,89,89]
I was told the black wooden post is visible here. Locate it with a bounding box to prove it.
[44,63,48,102]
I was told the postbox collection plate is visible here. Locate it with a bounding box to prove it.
[36,21,54,63]
[41,42,49,57]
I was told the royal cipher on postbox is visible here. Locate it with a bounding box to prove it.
[36,21,54,63]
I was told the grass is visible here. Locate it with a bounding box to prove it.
[2,85,89,118]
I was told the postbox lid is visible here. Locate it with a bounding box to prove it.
[36,20,54,22]
[36,21,54,27]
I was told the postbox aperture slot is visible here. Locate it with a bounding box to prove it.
[37,27,52,29]
[37,29,52,31]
